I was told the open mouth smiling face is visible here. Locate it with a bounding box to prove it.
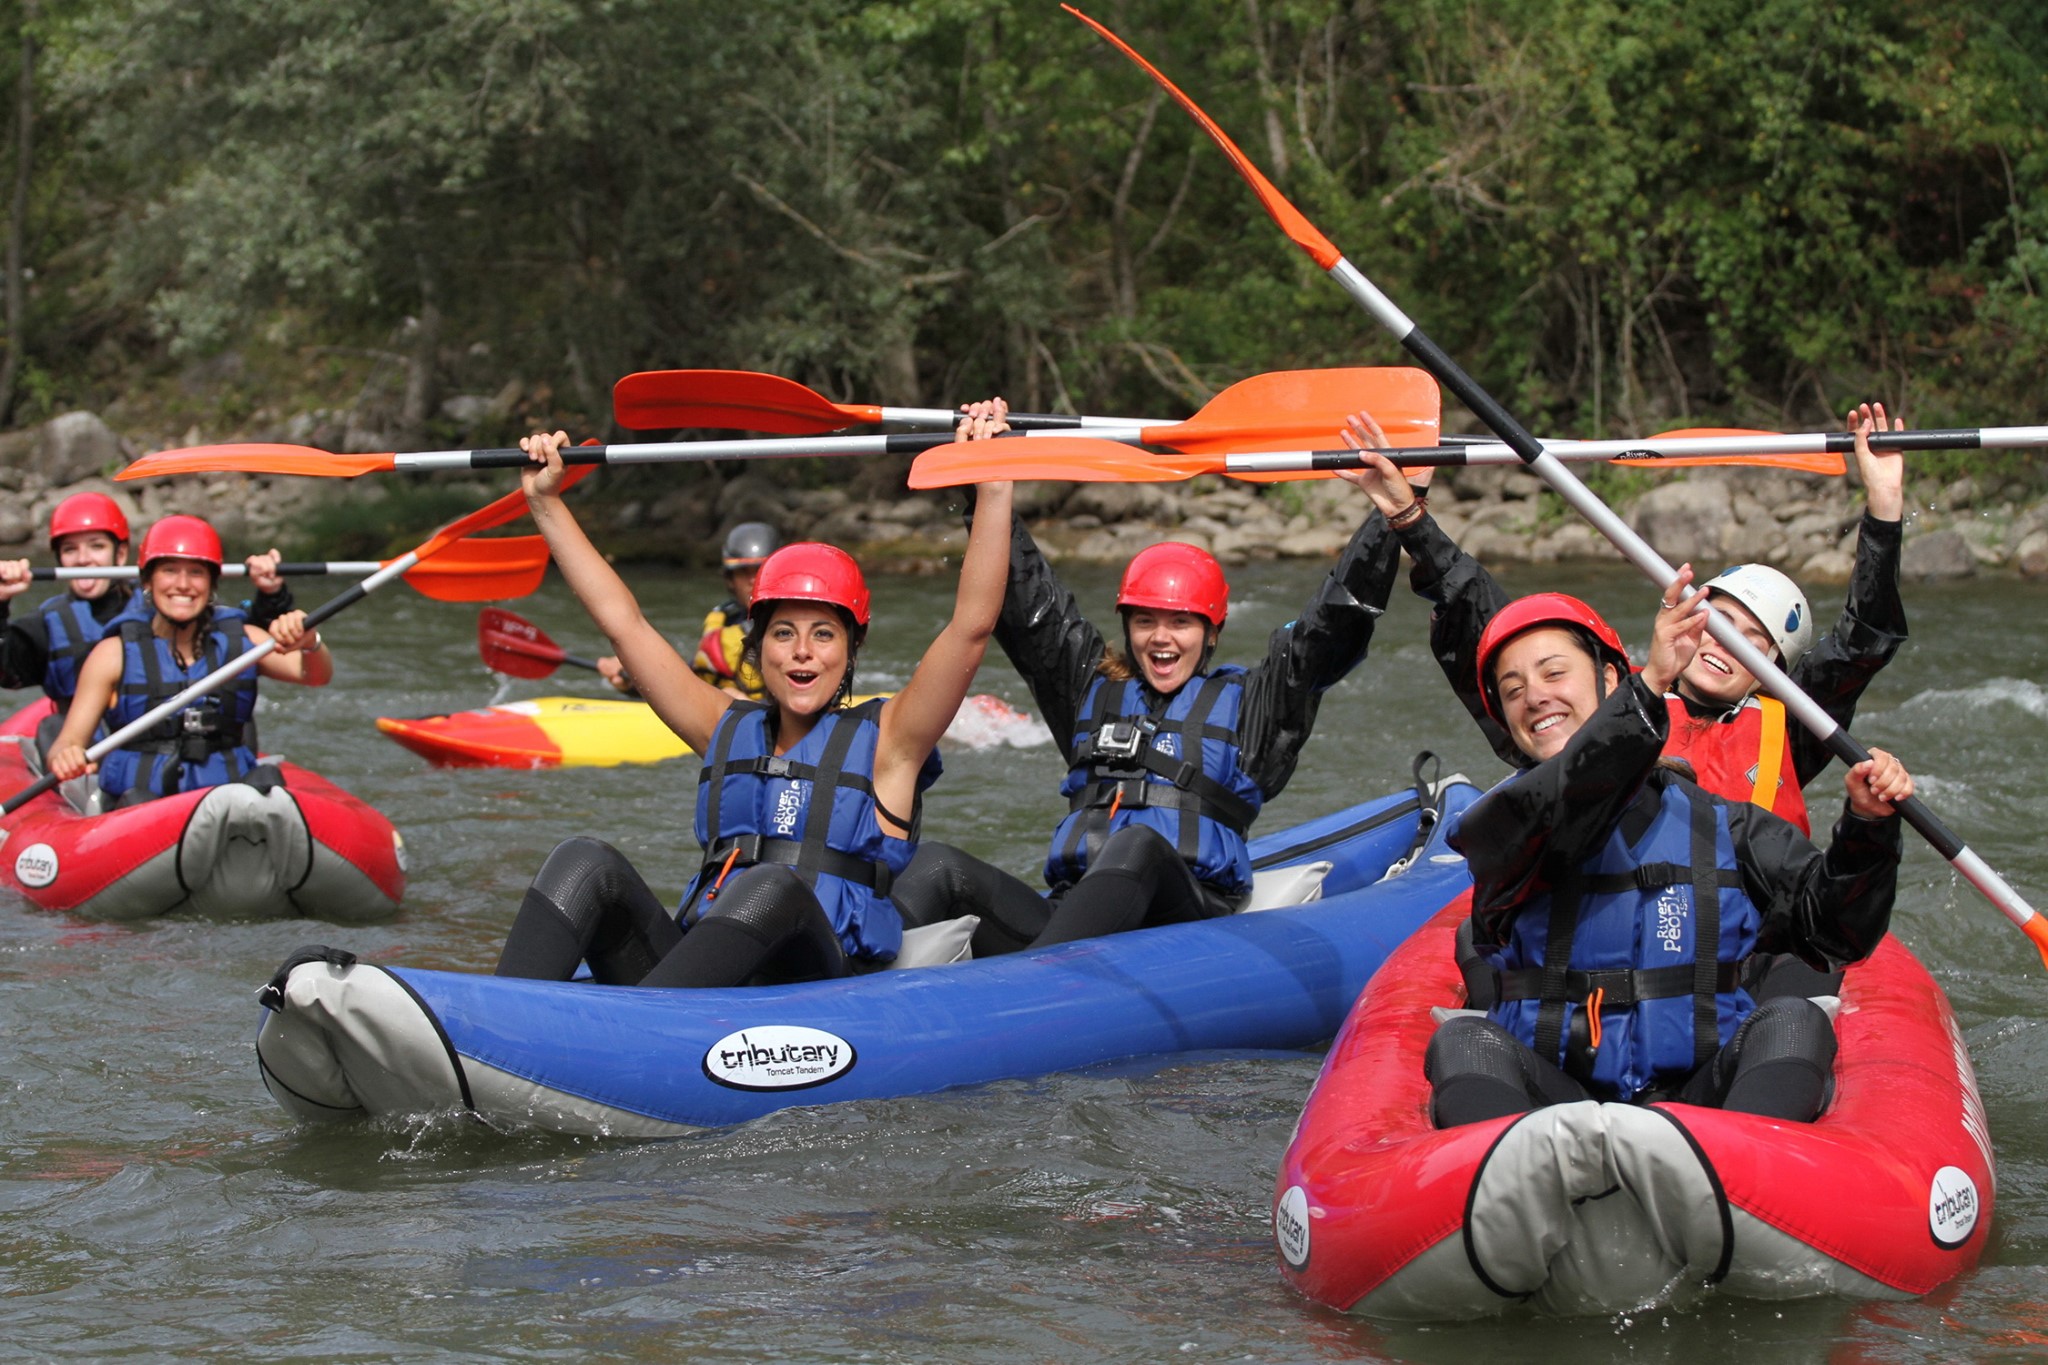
[1124,608,1212,694]
[761,605,849,714]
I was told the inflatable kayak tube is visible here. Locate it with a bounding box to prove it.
[256,777,1478,1137]
[1272,901,1995,1319]
[375,692,1043,768]
[0,700,406,922]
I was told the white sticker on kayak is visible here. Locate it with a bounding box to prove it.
[391,830,408,874]
[1929,1165,1980,1249]
[704,1025,855,1091]
[13,842,57,888]
[1275,1185,1312,1269]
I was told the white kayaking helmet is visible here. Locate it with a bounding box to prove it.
[1706,564,1812,668]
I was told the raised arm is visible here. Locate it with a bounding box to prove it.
[878,468,1013,770]
[1787,401,1907,786]
[961,403,1104,758]
[1231,413,1414,796]
[519,430,732,753]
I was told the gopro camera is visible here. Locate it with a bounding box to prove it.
[1094,717,1152,761]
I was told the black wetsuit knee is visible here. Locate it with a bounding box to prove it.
[891,841,1049,956]
[1683,994,1837,1121]
[1425,1014,1591,1127]
[495,836,678,983]
[1029,825,1228,948]
[645,864,849,988]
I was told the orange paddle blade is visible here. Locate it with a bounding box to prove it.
[1067,6,1341,270]
[396,536,551,602]
[1156,366,1439,457]
[116,443,397,481]
[614,369,881,434]
[908,437,1217,488]
[1605,428,1845,476]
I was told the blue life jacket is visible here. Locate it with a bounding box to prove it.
[36,589,127,707]
[686,698,938,962]
[1469,775,1763,1102]
[1048,668,1263,895]
[97,604,261,800]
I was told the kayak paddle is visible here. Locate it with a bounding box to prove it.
[614,367,1174,434]
[28,537,552,603]
[907,427,1851,488]
[1068,4,2048,969]
[479,607,602,679]
[111,368,1442,481]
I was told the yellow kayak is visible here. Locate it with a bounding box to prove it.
[375,693,1041,769]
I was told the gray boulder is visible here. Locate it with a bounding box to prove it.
[1901,528,1977,580]
[1629,475,1734,565]
[28,412,128,486]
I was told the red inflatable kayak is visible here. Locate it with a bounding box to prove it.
[0,699,406,921]
[1274,898,1994,1318]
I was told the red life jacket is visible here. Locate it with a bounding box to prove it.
[1662,694,1808,835]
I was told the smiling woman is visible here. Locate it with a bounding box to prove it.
[468,428,1015,991]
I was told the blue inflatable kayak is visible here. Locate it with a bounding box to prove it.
[255,777,1477,1137]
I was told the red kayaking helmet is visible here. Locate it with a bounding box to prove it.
[48,492,130,550]
[751,542,870,628]
[138,514,224,575]
[1117,542,1229,626]
[1474,592,1631,724]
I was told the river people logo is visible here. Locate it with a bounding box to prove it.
[13,842,58,888]
[703,1024,856,1091]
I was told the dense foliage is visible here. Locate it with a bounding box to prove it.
[0,0,2040,446]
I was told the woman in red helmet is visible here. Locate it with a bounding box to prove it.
[490,428,1011,989]
[891,398,1420,954]
[45,514,331,805]
[1424,574,1913,1126]
[1,493,303,758]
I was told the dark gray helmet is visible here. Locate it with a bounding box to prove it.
[721,521,781,570]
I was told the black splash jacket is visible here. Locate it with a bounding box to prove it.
[1453,672,1901,972]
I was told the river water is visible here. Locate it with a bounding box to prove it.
[1,551,2044,1361]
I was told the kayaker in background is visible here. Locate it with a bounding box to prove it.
[1425,581,1910,1127]
[45,515,330,805]
[594,520,780,701]
[890,398,1423,956]
[493,429,1010,989]
[0,494,301,761]
[1368,401,1907,831]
